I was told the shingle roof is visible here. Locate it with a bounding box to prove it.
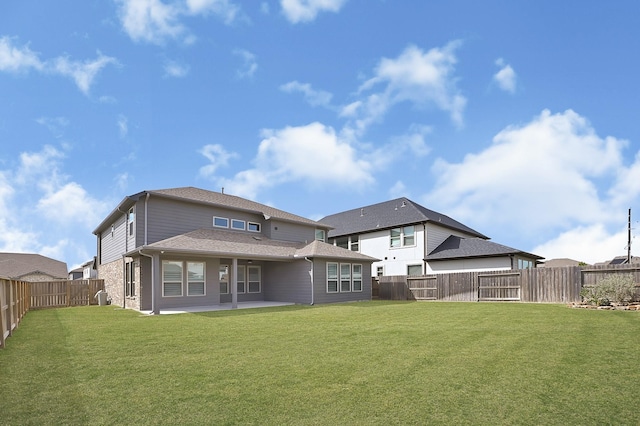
[0,253,68,280]
[425,236,543,261]
[132,228,378,262]
[95,186,329,234]
[320,197,487,239]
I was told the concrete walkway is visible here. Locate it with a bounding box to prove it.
[140,301,295,315]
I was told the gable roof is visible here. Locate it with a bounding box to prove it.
[320,197,487,239]
[94,186,329,234]
[131,228,378,262]
[0,252,68,280]
[425,236,543,261]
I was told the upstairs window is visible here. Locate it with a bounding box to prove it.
[128,208,135,236]
[231,219,246,230]
[390,226,416,248]
[213,217,229,228]
[315,229,326,242]
[248,222,261,232]
[350,235,359,252]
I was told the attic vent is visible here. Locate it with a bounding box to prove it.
[360,208,364,217]
[401,201,407,207]
[253,236,262,241]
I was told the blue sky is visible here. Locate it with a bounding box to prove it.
[1,0,639,269]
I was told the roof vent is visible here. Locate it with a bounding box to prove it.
[360,208,364,217]
[253,236,262,241]
[401,200,407,207]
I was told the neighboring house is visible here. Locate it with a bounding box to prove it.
[595,255,640,266]
[93,187,377,314]
[0,252,68,281]
[540,258,586,268]
[68,258,98,280]
[320,197,543,276]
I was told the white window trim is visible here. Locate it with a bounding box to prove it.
[340,263,352,292]
[187,262,206,297]
[237,265,246,294]
[219,264,229,294]
[213,216,229,228]
[327,262,339,293]
[247,265,261,293]
[390,226,417,249]
[352,264,363,292]
[231,219,246,230]
[407,264,422,276]
[162,260,183,297]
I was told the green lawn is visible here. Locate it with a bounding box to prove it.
[1,302,638,425]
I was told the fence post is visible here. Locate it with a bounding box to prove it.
[0,279,6,349]
[66,281,71,307]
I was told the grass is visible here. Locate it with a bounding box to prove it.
[1,301,639,425]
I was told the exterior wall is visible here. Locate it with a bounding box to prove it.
[360,227,426,277]
[264,260,312,303]
[313,259,372,304]
[99,214,128,265]
[263,220,316,244]
[425,223,476,253]
[427,257,512,273]
[98,258,124,307]
[18,272,63,282]
[153,255,221,310]
[146,197,266,246]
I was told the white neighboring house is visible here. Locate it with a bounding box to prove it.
[320,198,543,277]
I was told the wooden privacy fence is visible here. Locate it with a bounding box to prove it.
[0,279,104,349]
[374,265,640,303]
[1,278,30,349]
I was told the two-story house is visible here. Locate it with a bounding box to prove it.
[93,187,377,314]
[320,198,542,276]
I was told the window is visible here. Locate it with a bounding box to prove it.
[352,264,362,292]
[390,228,401,248]
[336,236,349,249]
[376,266,384,277]
[219,265,229,294]
[231,219,245,230]
[340,263,351,292]
[403,226,415,246]
[187,262,205,296]
[315,229,326,242]
[125,261,136,297]
[390,226,416,248]
[162,261,183,297]
[128,208,135,236]
[327,263,338,293]
[518,259,534,269]
[407,264,422,276]
[214,217,229,228]
[350,235,359,252]
[248,265,261,293]
[237,265,246,293]
[248,222,261,232]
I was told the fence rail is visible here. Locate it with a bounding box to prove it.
[0,278,104,349]
[373,264,640,303]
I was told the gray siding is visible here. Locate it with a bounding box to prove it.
[313,259,372,304]
[146,197,266,245]
[426,223,477,254]
[264,220,316,243]
[154,256,220,310]
[100,214,128,264]
[264,260,312,303]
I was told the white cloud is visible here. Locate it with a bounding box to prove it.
[198,144,238,177]
[185,0,241,23]
[118,114,128,138]
[533,224,630,265]
[0,36,43,72]
[37,182,108,228]
[212,122,374,199]
[164,59,190,77]
[115,0,186,44]
[494,58,516,94]
[280,0,347,23]
[425,109,630,247]
[351,42,466,135]
[0,38,117,95]
[280,80,333,107]
[116,0,243,45]
[388,181,408,199]
[365,124,431,169]
[36,117,69,138]
[233,49,257,79]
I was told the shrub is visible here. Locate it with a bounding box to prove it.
[581,274,637,305]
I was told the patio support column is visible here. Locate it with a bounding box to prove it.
[231,258,238,309]
[151,253,160,315]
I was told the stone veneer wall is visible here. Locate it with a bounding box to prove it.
[98,258,141,310]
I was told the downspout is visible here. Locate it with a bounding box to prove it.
[303,257,314,305]
[138,249,156,315]
[423,223,428,274]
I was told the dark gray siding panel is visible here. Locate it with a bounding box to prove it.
[264,260,311,303]
[100,214,127,264]
[138,255,152,311]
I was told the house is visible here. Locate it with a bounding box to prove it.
[93,187,377,314]
[68,258,98,280]
[540,258,586,268]
[0,252,68,281]
[319,197,543,276]
[595,255,640,266]
[68,266,83,280]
